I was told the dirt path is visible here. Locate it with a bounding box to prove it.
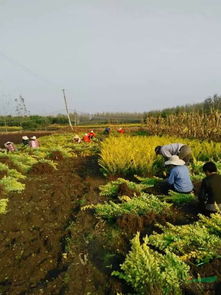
[0,156,122,295]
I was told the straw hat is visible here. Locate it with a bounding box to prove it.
[22,136,29,140]
[165,155,185,166]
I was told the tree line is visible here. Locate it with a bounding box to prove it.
[0,94,220,131]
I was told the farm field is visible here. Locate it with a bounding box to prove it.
[0,131,221,295]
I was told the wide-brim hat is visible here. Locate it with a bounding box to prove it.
[165,155,185,166]
[22,136,29,140]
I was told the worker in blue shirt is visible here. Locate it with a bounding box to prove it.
[159,155,193,194]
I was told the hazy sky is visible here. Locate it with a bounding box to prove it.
[0,0,221,115]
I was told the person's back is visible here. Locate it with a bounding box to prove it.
[117,128,125,134]
[159,143,184,158]
[103,127,110,135]
[29,137,40,148]
[199,162,221,212]
[88,130,96,139]
[83,133,91,143]
[202,174,221,204]
[155,143,192,164]
[168,165,193,193]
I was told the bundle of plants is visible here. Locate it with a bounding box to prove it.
[99,178,147,198]
[82,193,171,222]
[0,198,8,214]
[159,190,196,205]
[0,153,37,173]
[112,232,190,295]
[0,162,26,194]
[148,213,221,265]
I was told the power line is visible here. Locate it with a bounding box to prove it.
[0,49,59,89]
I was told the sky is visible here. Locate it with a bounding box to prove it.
[0,0,221,115]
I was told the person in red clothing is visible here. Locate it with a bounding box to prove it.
[82,133,91,143]
[117,127,125,134]
[88,130,96,139]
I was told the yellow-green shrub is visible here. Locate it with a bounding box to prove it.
[99,135,221,176]
[112,233,190,295]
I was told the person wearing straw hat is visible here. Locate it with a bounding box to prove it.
[22,136,29,146]
[73,134,81,143]
[29,136,40,148]
[155,143,193,164]
[159,155,193,194]
[4,141,16,152]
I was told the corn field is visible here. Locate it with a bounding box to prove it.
[146,112,221,141]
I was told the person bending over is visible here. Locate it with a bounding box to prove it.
[155,143,193,164]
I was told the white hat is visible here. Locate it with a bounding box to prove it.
[22,136,29,140]
[5,141,12,145]
[165,155,185,166]
[31,136,36,140]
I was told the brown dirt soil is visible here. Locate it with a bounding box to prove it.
[117,213,168,236]
[0,132,53,148]
[0,155,128,295]
[0,170,8,179]
[47,151,64,161]
[28,162,56,175]
[185,258,221,295]
[117,183,140,198]
[0,156,18,171]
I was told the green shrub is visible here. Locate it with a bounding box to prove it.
[0,199,8,214]
[0,176,25,193]
[83,193,171,221]
[149,213,221,264]
[160,190,196,205]
[112,233,190,295]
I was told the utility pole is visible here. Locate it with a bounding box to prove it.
[62,89,73,130]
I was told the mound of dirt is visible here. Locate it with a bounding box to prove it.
[0,169,8,179]
[29,162,55,174]
[117,183,140,198]
[47,151,64,161]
